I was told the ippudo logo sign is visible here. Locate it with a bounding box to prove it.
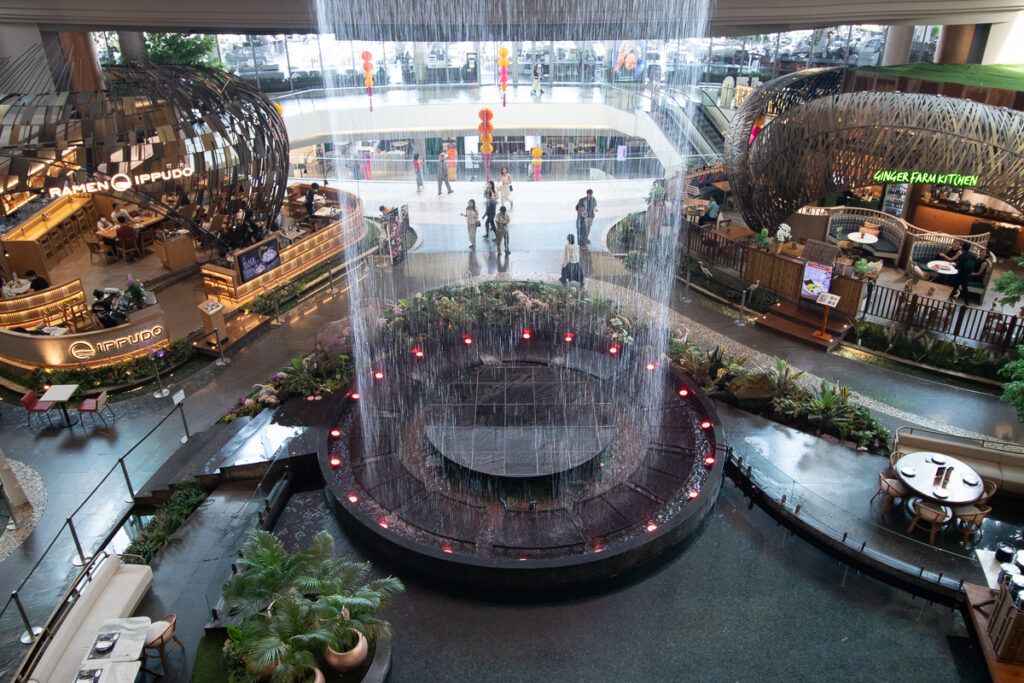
[47,167,194,199]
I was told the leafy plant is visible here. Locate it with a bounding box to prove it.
[853,258,870,276]
[243,592,330,683]
[624,249,646,270]
[992,256,1024,309]
[145,33,223,69]
[123,483,207,564]
[804,382,856,439]
[754,228,771,250]
[1001,345,1024,423]
[765,357,808,405]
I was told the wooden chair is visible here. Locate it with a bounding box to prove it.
[142,614,185,676]
[977,479,998,505]
[86,240,115,264]
[953,504,992,544]
[77,390,115,426]
[907,500,952,544]
[870,472,907,519]
[888,451,904,476]
[117,236,144,262]
[20,391,55,429]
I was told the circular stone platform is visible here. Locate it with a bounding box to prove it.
[425,365,615,478]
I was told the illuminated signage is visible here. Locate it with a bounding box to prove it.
[68,325,166,360]
[47,167,194,199]
[872,170,978,187]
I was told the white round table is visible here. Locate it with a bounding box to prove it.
[895,451,984,506]
[846,231,879,246]
[2,280,31,298]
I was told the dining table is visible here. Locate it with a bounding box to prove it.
[2,279,31,298]
[77,616,151,682]
[926,259,959,276]
[895,451,984,506]
[40,383,81,428]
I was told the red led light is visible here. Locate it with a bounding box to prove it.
[677,388,689,397]
[518,555,528,561]
[521,329,532,340]
[412,347,424,358]
[347,493,359,503]
[700,420,712,429]
[306,395,315,401]
[463,335,473,345]
[372,370,384,380]
[704,455,716,466]
[688,489,700,499]
[377,518,389,529]
[608,344,620,355]
[441,543,454,554]
[328,455,342,469]
[645,361,656,371]
[563,331,575,343]
[645,522,658,533]
[350,392,360,400]
[328,426,342,440]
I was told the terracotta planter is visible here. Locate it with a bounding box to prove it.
[324,630,369,672]
[312,667,326,683]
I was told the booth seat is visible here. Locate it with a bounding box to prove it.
[827,213,906,262]
[893,428,1024,496]
[27,554,152,683]
[908,240,995,298]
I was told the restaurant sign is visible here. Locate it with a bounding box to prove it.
[872,170,978,187]
[47,167,194,199]
[68,324,166,361]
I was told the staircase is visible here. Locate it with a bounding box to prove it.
[753,299,851,351]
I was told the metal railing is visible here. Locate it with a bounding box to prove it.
[860,281,1024,348]
[0,402,191,679]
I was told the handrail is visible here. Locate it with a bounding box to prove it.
[894,426,1024,454]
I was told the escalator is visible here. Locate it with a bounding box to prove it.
[692,105,725,155]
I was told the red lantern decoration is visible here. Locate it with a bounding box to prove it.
[497,47,510,106]
[478,108,494,181]
[361,51,375,111]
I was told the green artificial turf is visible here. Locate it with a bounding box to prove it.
[190,634,228,682]
[856,62,1024,92]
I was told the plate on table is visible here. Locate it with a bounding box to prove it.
[933,488,949,499]
[963,476,980,486]
[93,632,118,653]
[900,467,916,478]
[930,455,947,465]
[77,668,101,681]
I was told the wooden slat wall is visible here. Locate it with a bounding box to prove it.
[744,248,863,317]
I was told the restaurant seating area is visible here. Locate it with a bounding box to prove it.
[19,387,117,430]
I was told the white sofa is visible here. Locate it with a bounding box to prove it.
[893,428,1024,495]
[26,553,152,683]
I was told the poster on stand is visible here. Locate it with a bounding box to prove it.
[800,261,833,301]
[382,205,409,265]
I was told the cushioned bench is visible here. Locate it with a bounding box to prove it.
[827,212,906,262]
[26,553,152,683]
[893,428,1024,496]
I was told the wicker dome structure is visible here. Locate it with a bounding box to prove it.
[724,67,1024,233]
[0,63,289,246]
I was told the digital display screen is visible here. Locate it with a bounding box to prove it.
[613,41,646,79]
[800,261,833,301]
[237,238,282,284]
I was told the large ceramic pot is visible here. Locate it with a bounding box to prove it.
[324,630,369,672]
[312,667,326,683]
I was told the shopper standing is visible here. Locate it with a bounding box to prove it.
[412,153,424,192]
[483,186,498,239]
[461,199,480,249]
[498,166,514,209]
[560,234,583,286]
[531,63,543,96]
[575,189,596,246]
[437,151,453,195]
[494,206,510,254]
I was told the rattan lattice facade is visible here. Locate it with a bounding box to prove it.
[0,64,289,245]
[724,67,1024,232]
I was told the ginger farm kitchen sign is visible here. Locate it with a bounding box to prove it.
[872,170,978,187]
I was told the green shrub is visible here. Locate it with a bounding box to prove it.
[1001,345,1024,423]
[124,483,207,564]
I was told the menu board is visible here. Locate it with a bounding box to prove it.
[237,238,282,283]
[382,206,409,265]
[800,261,833,301]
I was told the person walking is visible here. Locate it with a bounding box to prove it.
[498,166,514,209]
[412,153,424,192]
[531,63,543,96]
[461,199,480,249]
[437,151,453,195]
[494,206,510,254]
[483,186,498,239]
[575,188,597,246]
[560,234,583,287]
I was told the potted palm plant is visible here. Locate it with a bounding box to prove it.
[312,568,404,672]
[242,592,330,683]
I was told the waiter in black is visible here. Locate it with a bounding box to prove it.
[305,182,320,217]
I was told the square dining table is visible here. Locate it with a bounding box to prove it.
[40,383,80,428]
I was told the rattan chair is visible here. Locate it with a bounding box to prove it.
[142,614,185,676]
[888,451,904,476]
[907,500,952,544]
[953,504,992,544]
[977,479,998,505]
[870,472,907,519]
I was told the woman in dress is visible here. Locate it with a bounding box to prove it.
[498,166,513,209]
[560,233,583,286]
[461,199,479,250]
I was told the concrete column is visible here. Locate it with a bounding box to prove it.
[934,24,976,64]
[512,42,520,85]
[881,25,914,66]
[412,42,427,85]
[984,11,1024,64]
[117,31,147,63]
